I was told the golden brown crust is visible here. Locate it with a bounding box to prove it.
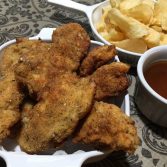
[0,23,134,154]
[14,23,93,153]
[80,45,116,76]
[18,73,95,153]
[91,62,130,100]
[52,23,90,65]
[0,110,20,143]
[15,23,91,95]
[73,101,140,153]
[14,41,53,94]
[0,39,38,142]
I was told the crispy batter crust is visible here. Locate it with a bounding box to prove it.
[0,23,135,154]
[0,39,41,142]
[73,101,140,153]
[18,73,95,153]
[80,45,116,76]
[91,62,130,100]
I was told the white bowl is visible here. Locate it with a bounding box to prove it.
[48,0,141,66]
[0,28,130,167]
[135,45,167,127]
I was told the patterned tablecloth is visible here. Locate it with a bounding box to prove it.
[0,0,167,167]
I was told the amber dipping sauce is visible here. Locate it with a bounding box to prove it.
[144,61,167,99]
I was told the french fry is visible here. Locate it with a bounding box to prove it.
[124,4,153,24]
[97,0,167,53]
[119,0,141,12]
[143,28,161,48]
[112,38,147,53]
[108,8,148,39]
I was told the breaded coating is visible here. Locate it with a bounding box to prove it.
[80,45,116,76]
[15,23,90,95]
[0,110,20,143]
[21,99,35,120]
[0,73,22,111]
[0,23,134,154]
[0,39,40,142]
[91,62,130,100]
[0,39,51,142]
[73,101,139,153]
[15,42,53,94]
[18,73,95,153]
[0,38,48,73]
[52,23,90,70]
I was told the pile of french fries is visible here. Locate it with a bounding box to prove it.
[97,0,167,53]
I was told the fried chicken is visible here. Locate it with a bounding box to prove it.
[80,45,116,76]
[21,98,35,121]
[52,23,90,70]
[0,38,48,73]
[0,23,136,154]
[0,109,20,143]
[14,23,93,153]
[18,73,95,153]
[15,23,90,95]
[0,39,52,143]
[91,62,130,100]
[73,101,139,153]
[15,42,53,94]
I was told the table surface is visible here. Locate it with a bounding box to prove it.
[0,0,167,167]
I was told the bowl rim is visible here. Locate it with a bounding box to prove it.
[137,45,167,104]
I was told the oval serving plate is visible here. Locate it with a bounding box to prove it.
[0,28,130,167]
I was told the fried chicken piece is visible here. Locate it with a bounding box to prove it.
[0,39,51,142]
[73,101,139,153]
[80,45,116,76]
[0,38,49,74]
[0,110,20,143]
[91,62,130,100]
[0,39,39,142]
[0,72,23,142]
[52,23,90,70]
[15,23,90,95]
[18,73,95,153]
[21,98,35,120]
[15,42,53,94]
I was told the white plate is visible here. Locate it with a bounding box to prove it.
[0,28,130,167]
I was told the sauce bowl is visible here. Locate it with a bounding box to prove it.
[135,45,167,127]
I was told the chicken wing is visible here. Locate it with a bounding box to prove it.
[80,45,116,76]
[18,73,95,153]
[73,101,139,153]
[91,62,130,100]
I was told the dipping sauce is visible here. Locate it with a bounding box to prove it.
[144,61,167,99]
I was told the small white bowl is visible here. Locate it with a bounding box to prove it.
[135,45,167,127]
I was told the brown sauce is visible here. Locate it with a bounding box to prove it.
[144,61,167,99]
